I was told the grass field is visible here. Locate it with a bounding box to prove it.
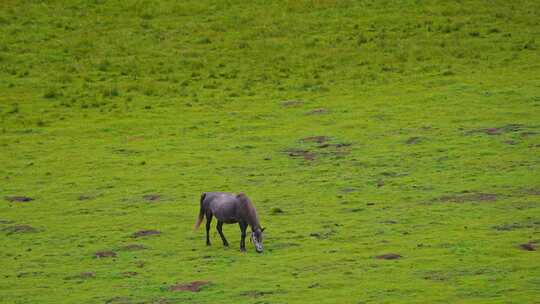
[1,0,539,303]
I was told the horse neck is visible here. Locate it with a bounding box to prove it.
[242,201,260,231]
[248,217,260,231]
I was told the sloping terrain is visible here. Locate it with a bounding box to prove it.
[1,1,539,303]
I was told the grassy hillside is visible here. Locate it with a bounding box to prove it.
[1,1,539,303]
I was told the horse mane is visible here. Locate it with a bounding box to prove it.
[236,192,260,230]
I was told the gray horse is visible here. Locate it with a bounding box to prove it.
[194,192,265,253]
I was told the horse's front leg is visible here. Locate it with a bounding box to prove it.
[216,221,229,247]
[239,222,247,252]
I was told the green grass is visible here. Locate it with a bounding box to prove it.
[1,0,539,303]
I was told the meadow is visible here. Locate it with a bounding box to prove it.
[1,0,539,303]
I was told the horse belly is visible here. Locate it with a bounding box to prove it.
[212,209,238,224]
[223,218,238,224]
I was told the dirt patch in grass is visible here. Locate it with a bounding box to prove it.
[78,195,96,201]
[0,219,14,224]
[17,271,44,278]
[310,229,336,240]
[519,243,536,251]
[288,137,351,161]
[376,253,402,260]
[113,148,140,155]
[301,136,328,143]
[169,281,210,292]
[3,225,37,235]
[318,142,351,149]
[119,244,146,251]
[64,272,95,280]
[121,271,138,277]
[272,242,300,249]
[435,192,498,203]
[270,207,284,215]
[520,131,537,138]
[240,290,276,298]
[524,188,540,196]
[342,208,364,213]
[286,149,315,161]
[132,230,161,238]
[281,100,304,107]
[467,124,523,136]
[405,136,423,144]
[95,251,117,258]
[127,136,144,142]
[306,108,328,115]
[142,194,161,201]
[493,223,523,231]
[105,297,133,304]
[423,271,448,281]
[492,221,540,231]
[5,196,33,202]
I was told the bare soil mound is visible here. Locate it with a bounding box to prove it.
[132,230,161,238]
[5,196,33,202]
[95,251,117,258]
[143,194,161,201]
[169,281,210,292]
[3,225,37,234]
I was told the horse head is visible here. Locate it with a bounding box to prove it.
[251,227,265,253]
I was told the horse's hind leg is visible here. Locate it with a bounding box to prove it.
[205,213,213,246]
[216,221,229,247]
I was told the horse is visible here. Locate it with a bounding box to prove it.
[194,192,265,253]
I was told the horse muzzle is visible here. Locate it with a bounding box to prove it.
[255,244,263,253]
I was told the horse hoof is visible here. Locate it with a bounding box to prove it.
[240,248,246,252]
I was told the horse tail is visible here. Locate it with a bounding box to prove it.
[193,192,206,230]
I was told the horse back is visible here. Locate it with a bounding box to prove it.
[203,192,240,220]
